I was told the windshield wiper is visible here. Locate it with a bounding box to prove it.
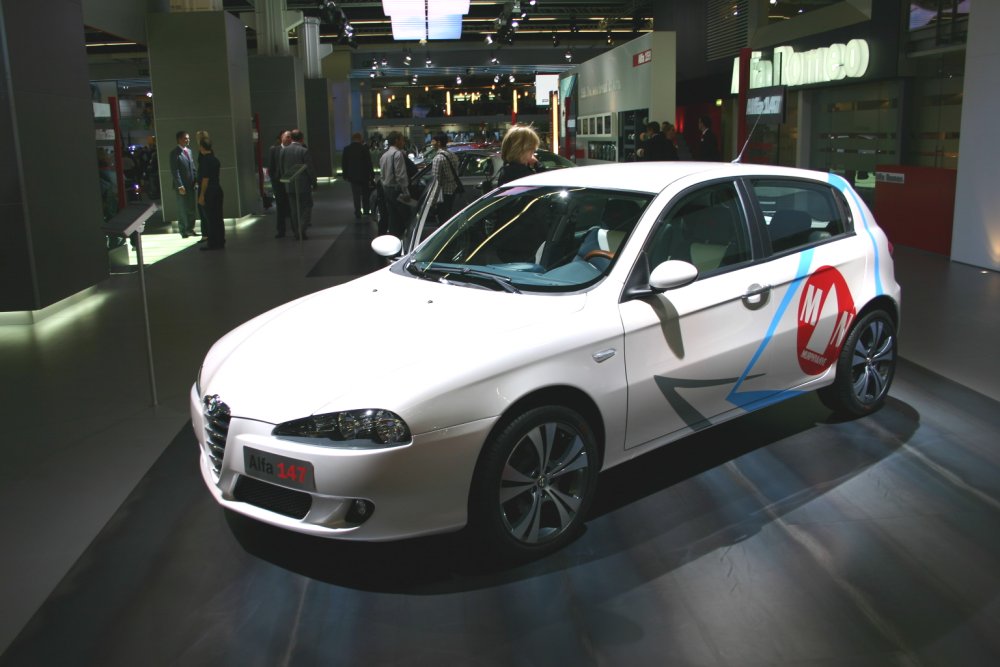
[408,263,521,293]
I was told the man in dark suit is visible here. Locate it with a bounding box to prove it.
[698,115,722,161]
[640,121,677,161]
[341,132,375,219]
[169,130,197,237]
[279,129,316,240]
[267,130,292,238]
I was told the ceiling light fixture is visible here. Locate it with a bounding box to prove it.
[382,1,470,41]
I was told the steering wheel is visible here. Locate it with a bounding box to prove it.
[583,249,615,264]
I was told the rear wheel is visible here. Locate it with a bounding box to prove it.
[818,309,896,417]
[470,406,598,561]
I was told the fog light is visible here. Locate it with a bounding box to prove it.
[346,499,375,525]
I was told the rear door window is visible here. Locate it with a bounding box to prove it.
[749,179,851,255]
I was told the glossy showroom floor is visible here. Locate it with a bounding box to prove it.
[2,181,999,666]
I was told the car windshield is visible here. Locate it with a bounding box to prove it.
[404,186,652,293]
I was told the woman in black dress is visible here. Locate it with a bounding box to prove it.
[196,132,225,250]
[496,125,546,186]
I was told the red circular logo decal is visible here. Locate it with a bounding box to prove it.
[796,266,856,375]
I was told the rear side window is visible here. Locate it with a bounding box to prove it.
[750,179,849,254]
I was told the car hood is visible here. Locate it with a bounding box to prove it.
[199,267,588,425]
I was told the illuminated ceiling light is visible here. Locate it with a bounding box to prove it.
[508,74,515,83]
[381,57,388,66]
[485,34,493,44]
[493,74,500,83]
[490,55,499,64]
[430,0,470,13]
[383,1,470,41]
[426,55,433,67]
[404,51,412,64]
[564,49,572,62]
[390,15,425,40]
[529,0,536,5]
[552,32,559,47]
[370,71,376,78]
[428,13,463,39]
[456,75,462,84]
[606,31,614,45]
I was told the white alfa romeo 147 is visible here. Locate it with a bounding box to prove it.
[192,161,900,560]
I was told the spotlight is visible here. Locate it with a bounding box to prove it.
[381,57,388,67]
[606,31,614,45]
[490,55,499,64]
[456,76,462,84]
[404,51,412,64]
[369,71,376,78]
[485,34,493,45]
[493,74,500,83]
[508,74,515,83]
[564,49,572,62]
[426,56,433,67]
[371,59,378,70]
[552,32,560,47]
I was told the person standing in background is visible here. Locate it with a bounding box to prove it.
[268,130,292,238]
[169,130,197,238]
[280,129,317,240]
[341,132,375,220]
[378,131,411,237]
[195,132,225,250]
[698,115,722,161]
[430,132,460,222]
[496,125,546,186]
[660,122,680,161]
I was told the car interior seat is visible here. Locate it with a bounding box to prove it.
[683,207,735,273]
[576,199,642,269]
[769,209,815,252]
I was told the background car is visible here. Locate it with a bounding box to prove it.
[193,161,900,561]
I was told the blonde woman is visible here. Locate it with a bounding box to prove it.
[496,125,546,186]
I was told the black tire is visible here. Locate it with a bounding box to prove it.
[818,309,897,417]
[470,406,599,561]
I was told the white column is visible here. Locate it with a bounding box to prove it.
[297,16,333,78]
[258,0,289,56]
[952,3,1000,270]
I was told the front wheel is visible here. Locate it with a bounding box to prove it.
[470,406,599,561]
[818,309,897,417]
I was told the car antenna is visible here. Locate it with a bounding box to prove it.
[732,110,763,164]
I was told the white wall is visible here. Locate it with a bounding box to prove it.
[952,1,1000,270]
[574,31,677,123]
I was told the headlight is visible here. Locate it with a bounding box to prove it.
[272,409,411,448]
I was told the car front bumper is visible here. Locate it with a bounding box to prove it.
[191,383,495,541]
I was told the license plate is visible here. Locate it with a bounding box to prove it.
[243,447,316,492]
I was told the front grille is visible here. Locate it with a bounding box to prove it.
[201,394,231,474]
[233,475,312,519]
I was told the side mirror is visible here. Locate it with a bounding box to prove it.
[649,260,698,291]
[371,234,402,257]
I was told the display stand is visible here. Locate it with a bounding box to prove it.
[101,202,161,406]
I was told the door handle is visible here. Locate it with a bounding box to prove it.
[742,283,772,310]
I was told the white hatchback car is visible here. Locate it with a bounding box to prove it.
[192,162,900,560]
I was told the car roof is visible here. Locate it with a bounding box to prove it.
[500,161,838,195]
